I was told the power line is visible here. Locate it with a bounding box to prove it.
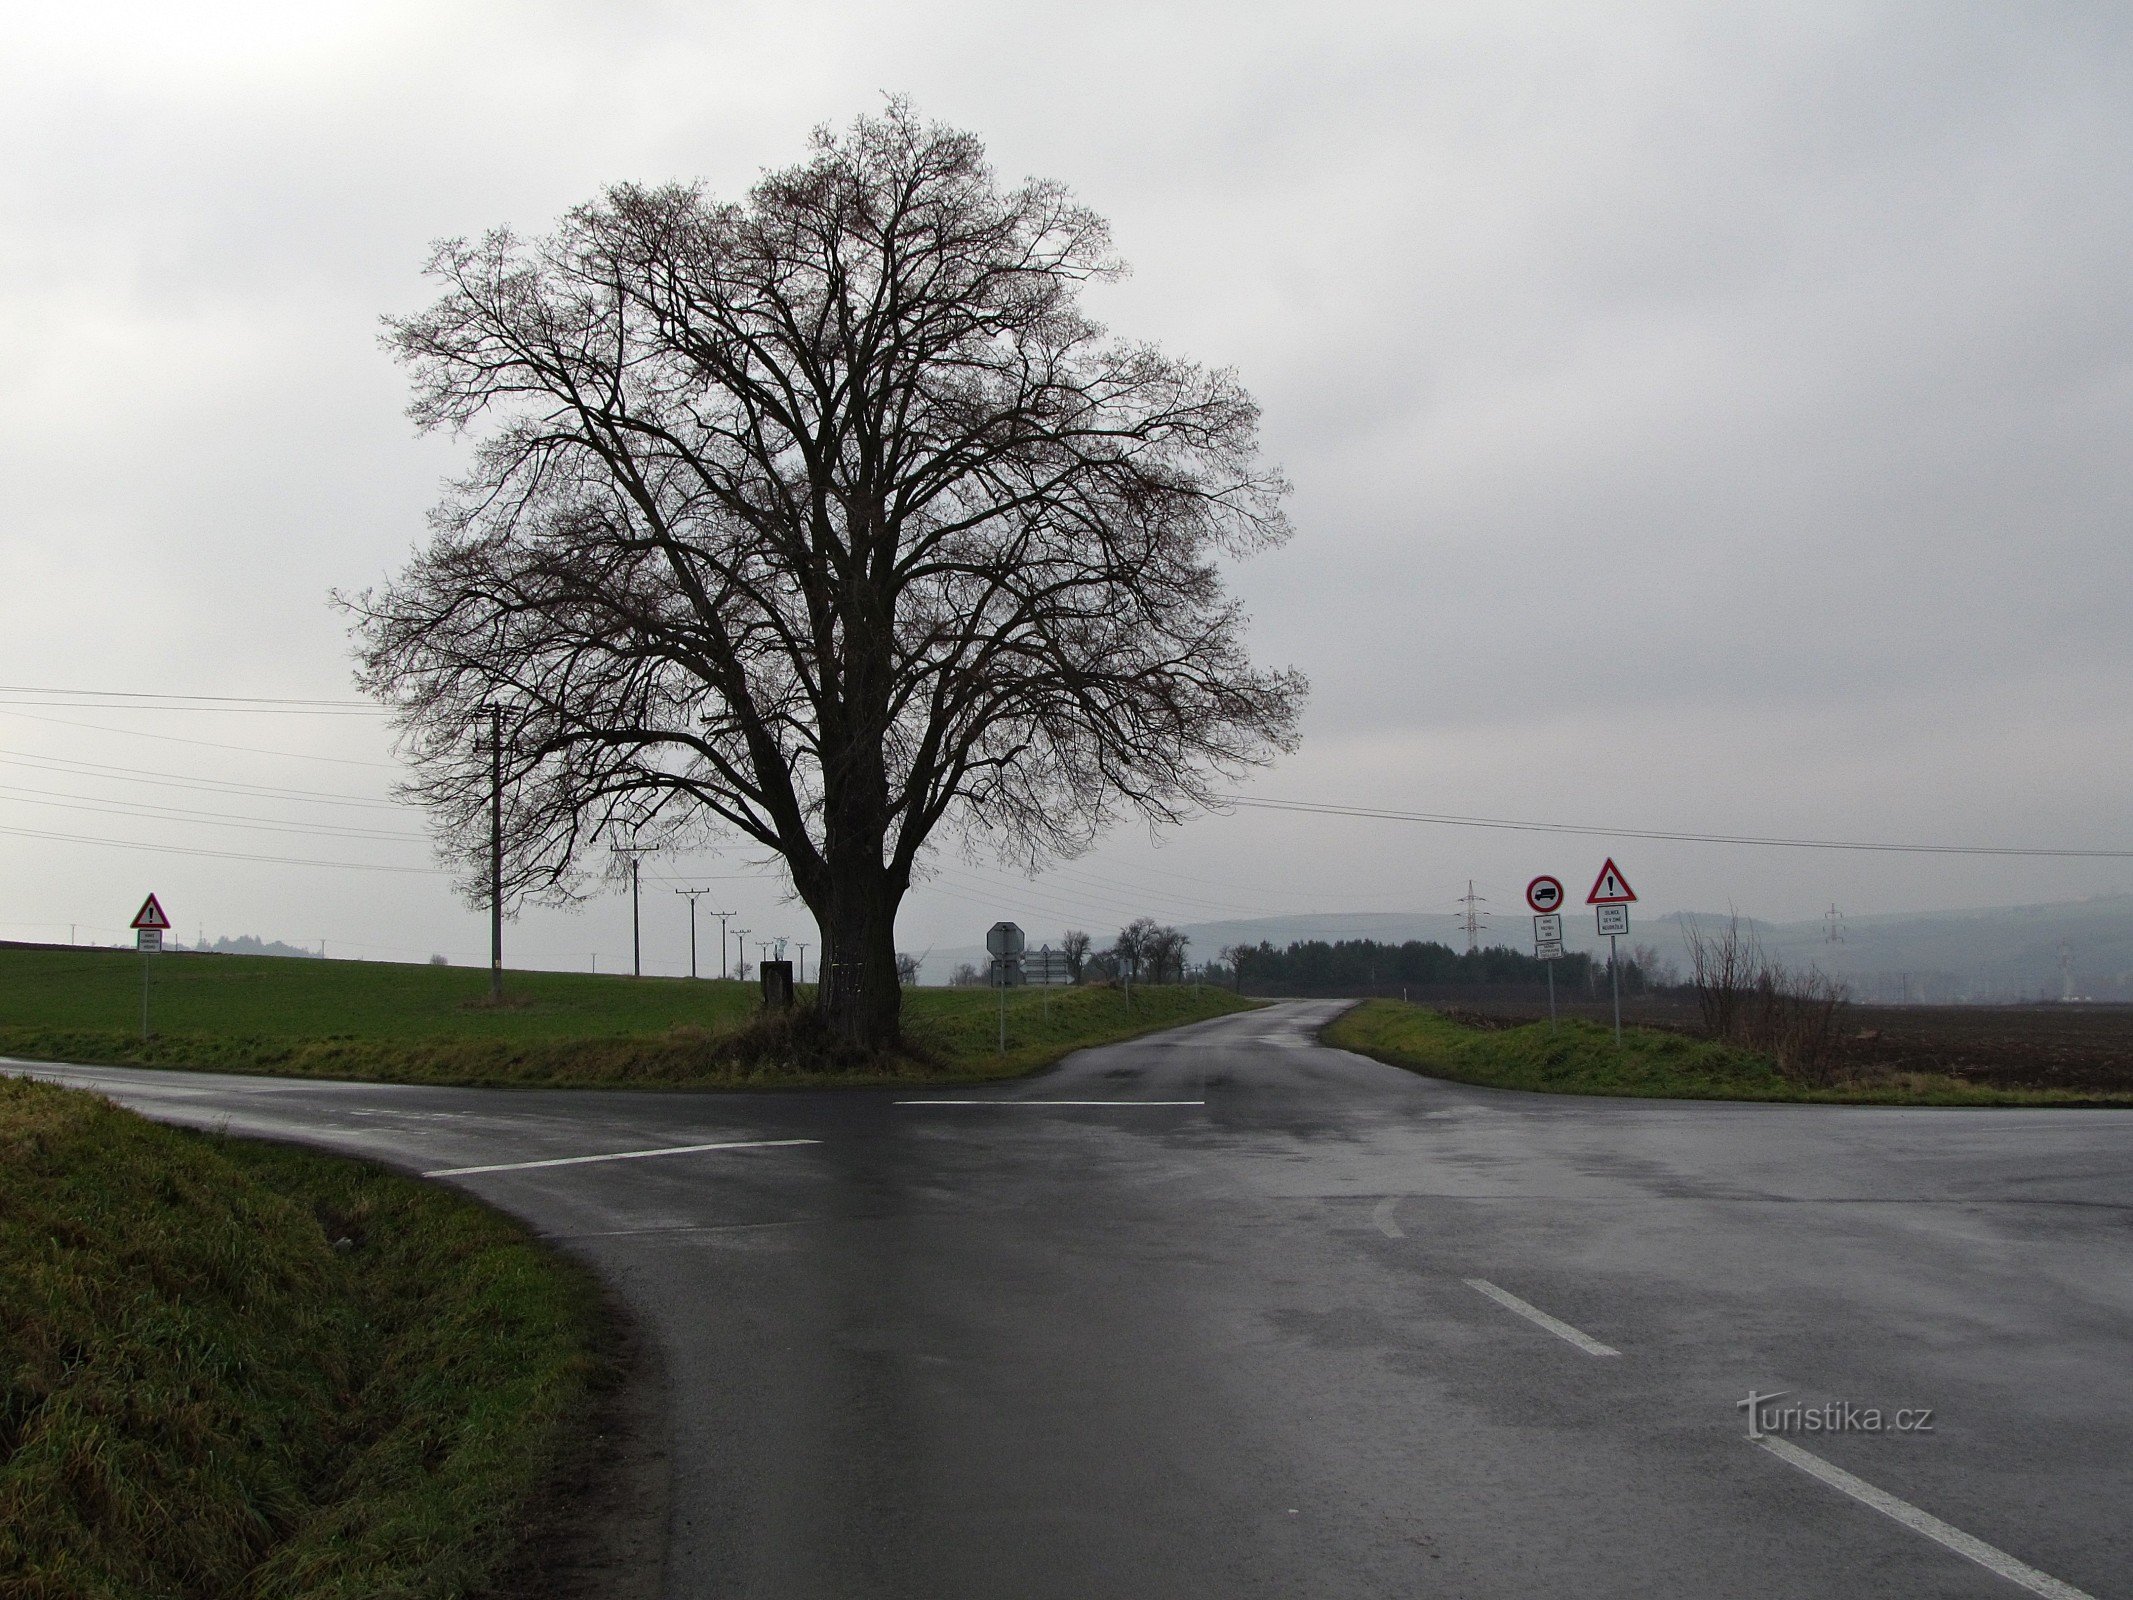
[1217,796,2133,860]
[0,700,382,715]
[0,784,429,841]
[0,685,379,710]
[0,708,398,767]
[0,753,400,809]
[0,824,446,874]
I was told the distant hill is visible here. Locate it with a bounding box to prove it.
[195,935,322,960]
[916,896,2133,1002]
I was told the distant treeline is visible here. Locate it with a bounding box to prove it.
[1220,938,1665,998]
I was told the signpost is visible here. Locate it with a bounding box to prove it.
[131,894,170,1039]
[986,922,1025,1054]
[1526,877,1566,1027]
[1586,859,1637,1046]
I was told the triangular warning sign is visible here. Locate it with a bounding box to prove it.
[131,893,171,931]
[1586,859,1636,905]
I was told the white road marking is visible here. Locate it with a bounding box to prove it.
[1754,1436,2094,1600]
[1373,1197,1405,1238]
[893,1099,1206,1107]
[423,1137,819,1177]
[1464,1278,1620,1357]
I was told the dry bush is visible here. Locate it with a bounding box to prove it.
[1685,914,1851,1084]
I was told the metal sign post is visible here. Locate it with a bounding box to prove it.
[987,922,1024,1055]
[1530,909,1564,1029]
[130,894,171,1041]
[1526,879,1566,1031]
[1586,861,1638,1047]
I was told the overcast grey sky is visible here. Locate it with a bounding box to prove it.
[4,1,2130,973]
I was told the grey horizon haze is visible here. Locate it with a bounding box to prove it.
[3,3,2131,975]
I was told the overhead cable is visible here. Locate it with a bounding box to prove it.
[1217,796,2133,860]
[0,824,445,874]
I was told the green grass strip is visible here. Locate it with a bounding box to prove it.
[1323,1000,2133,1106]
[0,1076,602,1599]
[0,946,1252,1087]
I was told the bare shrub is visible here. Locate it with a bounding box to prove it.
[1684,914,1759,1039]
[1748,964,1852,1086]
[1685,914,1850,1084]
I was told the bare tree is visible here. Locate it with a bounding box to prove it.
[1143,924,1187,983]
[350,103,1304,1048]
[1060,930,1091,984]
[1111,918,1157,986]
[1684,914,1759,1038]
[894,951,924,985]
[1629,942,1679,990]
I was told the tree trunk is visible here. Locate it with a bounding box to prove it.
[815,851,904,1050]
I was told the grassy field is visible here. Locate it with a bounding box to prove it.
[0,1074,602,1599]
[0,945,1251,1087]
[1324,1000,2133,1106]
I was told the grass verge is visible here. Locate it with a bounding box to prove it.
[0,946,1252,1087]
[1323,1000,2133,1106]
[0,1075,603,1599]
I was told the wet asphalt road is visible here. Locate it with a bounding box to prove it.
[9,999,2132,1598]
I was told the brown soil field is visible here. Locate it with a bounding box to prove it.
[1413,996,2133,1093]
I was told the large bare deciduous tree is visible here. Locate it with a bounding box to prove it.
[351,103,1304,1048]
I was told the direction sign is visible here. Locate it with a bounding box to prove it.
[1532,913,1563,943]
[986,921,1025,958]
[131,893,171,932]
[1526,875,1565,914]
[1025,944,1073,986]
[1596,903,1630,937]
[1586,859,1637,905]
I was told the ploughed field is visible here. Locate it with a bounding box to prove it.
[1422,993,2133,1094]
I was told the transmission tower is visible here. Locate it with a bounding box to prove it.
[2059,938,2077,1003]
[1824,903,1845,945]
[1457,880,1488,954]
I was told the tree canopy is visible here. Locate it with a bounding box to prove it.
[351,102,1304,1045]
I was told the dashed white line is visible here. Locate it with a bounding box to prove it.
[1464,1278,1620,1357]
[1372,1197,1405,1238]
[1754,1436,2094,1600]
[423,1137,819,1177]
[893,1099,1205,1107]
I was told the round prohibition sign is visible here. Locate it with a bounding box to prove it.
[1526,875,1565,914]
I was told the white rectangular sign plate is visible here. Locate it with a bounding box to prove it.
[136,928,163,952]
[1535,938,1565,961]
[1596,904,1630,937]
[1532,913,1563,942]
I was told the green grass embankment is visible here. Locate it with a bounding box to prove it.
[0,1075,601,1600]
[0,947,1252,1087]
[1323,1000,2133,1106]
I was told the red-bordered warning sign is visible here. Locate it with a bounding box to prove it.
[1526,875,1565,914]
[1586,859,1637,905]
[130,893,171,931]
